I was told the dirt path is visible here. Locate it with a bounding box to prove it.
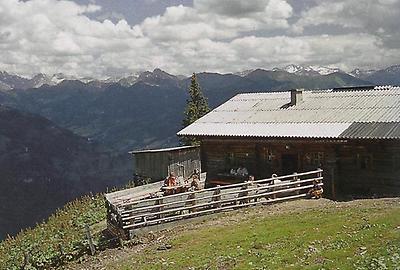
[61,197,400,270]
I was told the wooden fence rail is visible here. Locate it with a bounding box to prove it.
[106,169,323,238]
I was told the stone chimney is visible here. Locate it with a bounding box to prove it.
[290,89,303,106]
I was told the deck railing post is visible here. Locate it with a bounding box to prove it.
[187,191,196,213]
[239,182,249,205]
[156,198,164,219]
[271,174,278,199]
[85,224,96,256]
[213,186,222,210]
[293,172,300,195]
[317,169,322,178]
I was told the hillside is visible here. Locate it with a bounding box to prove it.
[69,198,400,270]
[0,106,131,240]
[1,196,398,269]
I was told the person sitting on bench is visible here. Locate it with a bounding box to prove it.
[164,172,177,187]
[307,180,323,199]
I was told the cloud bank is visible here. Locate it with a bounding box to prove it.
[0,0,399,77]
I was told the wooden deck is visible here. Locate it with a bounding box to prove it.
[105,170,323,239]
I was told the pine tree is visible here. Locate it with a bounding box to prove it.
[181,73,210,145]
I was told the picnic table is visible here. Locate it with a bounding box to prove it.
[161,184,191,195]
[208,173,248,187]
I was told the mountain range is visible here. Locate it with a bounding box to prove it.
[1,64,400,91]
[0,66,374,154]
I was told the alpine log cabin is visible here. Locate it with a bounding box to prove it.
[178,85,400,199]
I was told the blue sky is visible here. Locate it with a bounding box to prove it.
[1,0,399,77]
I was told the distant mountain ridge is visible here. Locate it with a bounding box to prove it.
[0,65,372,154]
[1,64,399,91]
[0,63,398,154]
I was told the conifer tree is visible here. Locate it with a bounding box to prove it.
[181,73,209,145]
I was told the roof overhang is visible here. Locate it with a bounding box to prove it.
[129,145,199,154]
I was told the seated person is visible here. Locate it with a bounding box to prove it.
[187,169,201,191]
[307,180,323,199]
[190,174,201,190]
[189,169,200,179]
[164,172,177,187]
[230,168,237,175]
[248,175,255,182]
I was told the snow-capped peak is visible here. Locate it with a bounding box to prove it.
[276,64,342,76]
[309,65,341,75]
[384,64,400,73]
[234,69,255,77]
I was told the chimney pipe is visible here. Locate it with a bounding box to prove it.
[290,89,303,106]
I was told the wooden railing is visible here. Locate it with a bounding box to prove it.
[109,169,323,232]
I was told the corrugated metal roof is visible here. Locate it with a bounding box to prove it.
[178,86,400,139]
[339,122,400,139]
[129,145,198,154]
[179,123,351,138]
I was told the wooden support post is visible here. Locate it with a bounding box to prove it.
[187,192,196,213]
[213,186,221,209]
[293,172,300,195]
[330,166,336,200]
[85,224,96,256]
[238,182,249,205]
[272,175,277,199]
[156,198,164,219]
[317,169,322,179]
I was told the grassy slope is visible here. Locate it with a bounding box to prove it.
[114,199,400,270]
[0,195,106,269]
[1,197,399,270]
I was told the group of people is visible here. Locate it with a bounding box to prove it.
[163,168,323,199]
[230,166,249,177]
[162,169,201,195]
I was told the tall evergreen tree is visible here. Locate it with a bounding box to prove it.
[181,73,209,145]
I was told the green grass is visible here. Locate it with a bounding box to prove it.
[0,194,106,270]
[114,200,400,270]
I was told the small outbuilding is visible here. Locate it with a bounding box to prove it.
[178,85,400,198]
[130,145,201,182]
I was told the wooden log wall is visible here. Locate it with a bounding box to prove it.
[336,140,400,196]
[200,137,400,198]
[201,138,333,177]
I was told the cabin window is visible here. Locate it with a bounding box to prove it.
[225,152,236,169]
[266,149,275,163]
[304,152,324,167]
[313,152,324,167]
[224,151,254,174]
[357,153,373,170]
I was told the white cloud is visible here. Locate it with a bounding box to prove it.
[293,0,400,47]
[140,0,293,41]
[0,0,399,78]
